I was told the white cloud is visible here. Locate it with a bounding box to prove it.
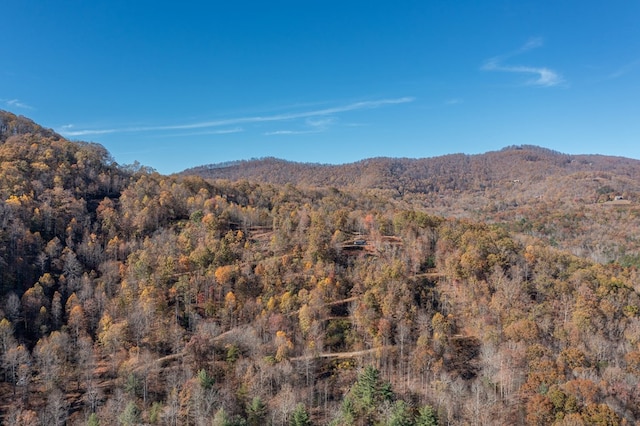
[519,37,544,52]
[56,97,414,137]
[264,129,319,136]
[265,117,336,136]
[2,98,34,110]
[62,128,117,136]
[201,127,244,135]
[156,127,244,138]
[153,97,414,131]
[445,98,463,105]
[482,38,564,87]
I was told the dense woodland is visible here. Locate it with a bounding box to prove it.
[187,149,640,267]
[2,110,640,425]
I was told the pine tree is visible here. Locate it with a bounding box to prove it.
[290,403,312,426]
[247,396,267,426]
[416,405,438,426]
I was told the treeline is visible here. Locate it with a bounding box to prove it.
[184,146,640,267]
[0,115,640,424]
[184,146,640,197]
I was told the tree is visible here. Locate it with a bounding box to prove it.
[3,343,30,395]
[387,400,413,426]
[197,368,215,390]
[34,331,71,391]
[40,388,68,426]
[525,394,554,426]
[290,403,312,426]
[247,396,267,426]
[87,413,100,426]
[0,318,16,355]
[415,405,438,426]
[275,330,294,362]
[3,292,21,322]
[118,401,140,426]
[212,408,247,426]
[340,366,394,425]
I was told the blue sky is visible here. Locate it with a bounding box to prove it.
[1,1,639,174]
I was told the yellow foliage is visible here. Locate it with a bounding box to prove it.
[299,304,312,334]
[214,265,236,285]
[280,291,295,312]
[266,297,277,312]
[225,291,237,309]
[275,330,293,362]
[504,318,539,343]
[5,195,22,207]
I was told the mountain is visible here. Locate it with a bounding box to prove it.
[184,146,640,263]
[2,113,640,425]
[0,110,62,143]
[182,145,640,198]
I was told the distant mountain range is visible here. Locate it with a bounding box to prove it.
[3,108,639,205]
[182,146,640,200]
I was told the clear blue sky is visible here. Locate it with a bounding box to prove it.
[2,1,639,174]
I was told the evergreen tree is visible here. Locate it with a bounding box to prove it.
[339,365,395,425]
[247,396,267,426]
[290,403,312,426]
[87,412,100,426]
[387,400,413,426]
[415,405,438,426]
[118,401,139,426]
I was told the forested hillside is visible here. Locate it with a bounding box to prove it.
[0,111,62,143]
[185,148,640,267]
[184,147,640,199]
[1,110,640,425]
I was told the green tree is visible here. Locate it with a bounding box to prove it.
[212,407,248,426]
[247,396,267,426]
[118,401,139,426]
[387,400,413,426]
[415,405,438,426]
[87,413,100,426]
[197,368,215,390]
[340,365,394,425]
[290,403,312,426]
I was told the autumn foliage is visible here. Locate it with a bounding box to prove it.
[1,110,640,424]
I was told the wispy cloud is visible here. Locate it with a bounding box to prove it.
[2,98,34,110]
[264,130,319,136]
[266,116,338,136]
[482,38,564,87]
[59,124,117,136]
[57,97,414,137]
[306,117,336,129]
[607,60,640,80]
[156,127,244,138]
[445,98,463,105]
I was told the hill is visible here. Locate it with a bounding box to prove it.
[182,146,640,198]
[184,146,640,265]
[0,110,62,143]
[1,111,640,425]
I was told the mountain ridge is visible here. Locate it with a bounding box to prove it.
[1,112,640,424]
[182,144,640,198]
[0,109,62,143]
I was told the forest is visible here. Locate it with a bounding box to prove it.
[1,110,640,425]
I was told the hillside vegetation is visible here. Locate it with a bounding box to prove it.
[185,148,640,266]
[1,110,640,425]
